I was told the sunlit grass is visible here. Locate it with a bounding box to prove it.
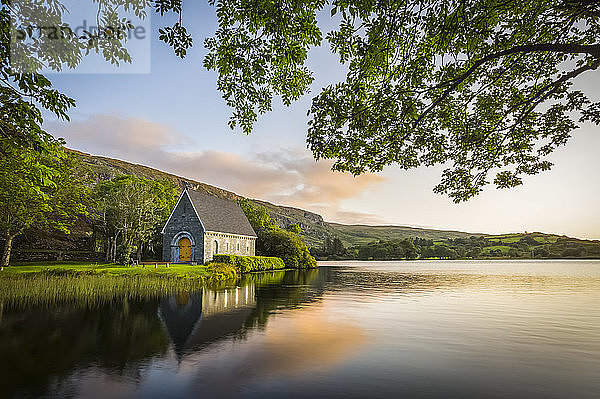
[0,262,297,309]
[0,274,209,308]
[0,262,233,308]
[485,234,560,244]
[487,236,523,243]
[4,262,209,277]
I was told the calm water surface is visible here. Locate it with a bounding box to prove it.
[1,260,599,398]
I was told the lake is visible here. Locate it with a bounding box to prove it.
[1,260,599,398]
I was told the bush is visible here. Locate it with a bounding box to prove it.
[260,229,318,269]
[207,262,238,280]
[240,199,318,269]
[212,255,286,273]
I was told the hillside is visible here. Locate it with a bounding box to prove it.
[64,150,600,261]
[328,223,478,246]
[341,232,600,260]
[71,150,487,248]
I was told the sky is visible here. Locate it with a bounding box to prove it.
[43,2,600,239]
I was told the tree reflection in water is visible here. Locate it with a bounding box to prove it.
[0,268,324,398]
[2,263,597,398]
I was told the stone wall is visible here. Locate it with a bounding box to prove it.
[162,193,205,263]
[203,232,256,262]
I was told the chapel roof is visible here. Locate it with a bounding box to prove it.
[185,189,257,237]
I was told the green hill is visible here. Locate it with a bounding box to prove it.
[344,232,600,260]
[14,150,593,261]
[71,150,488,248]
[328,223,478,246]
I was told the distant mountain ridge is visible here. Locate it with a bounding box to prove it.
[71,150,583,249]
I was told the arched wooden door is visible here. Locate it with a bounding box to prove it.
[178,237,192,262]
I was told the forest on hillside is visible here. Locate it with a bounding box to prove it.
[311,233,600,261]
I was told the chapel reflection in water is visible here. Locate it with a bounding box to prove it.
[158,285,256,358]
[158,268,325,359]
[0,268,324,398]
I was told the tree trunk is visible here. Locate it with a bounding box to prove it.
[1,233,14,271]
[105,237,112,262]
[112,235,117,263]
[111,231,120,263]
[136,241,143,262]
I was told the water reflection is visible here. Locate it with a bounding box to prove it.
[181,306,367,398]
[0,269,325,398]
[1,261,599,398]
[0,299,169,397]
[158,287,256,358]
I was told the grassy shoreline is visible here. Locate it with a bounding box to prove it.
[0,262,242,308]
[0,261,316,308]
[2,262,211,276]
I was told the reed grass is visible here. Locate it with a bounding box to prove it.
[0,274,207,308]
[0,262,292,309]
[0,262,238,308]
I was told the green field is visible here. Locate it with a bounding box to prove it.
[485,235,523,243]
[485,233,559,244]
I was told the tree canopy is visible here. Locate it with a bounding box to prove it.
[0,142,89,267]
[202,0,600,201]
[4,1,600,201]
[93,175,178,263]
[1,0,187,149]
[240,199,317,268]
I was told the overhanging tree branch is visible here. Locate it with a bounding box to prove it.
[417,43,600,125]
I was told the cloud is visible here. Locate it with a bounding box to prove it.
[182,307,367,396]
[47,114,386,223]
[52,114,188,155]
[253,149,385,207]
[312,208,388,225]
